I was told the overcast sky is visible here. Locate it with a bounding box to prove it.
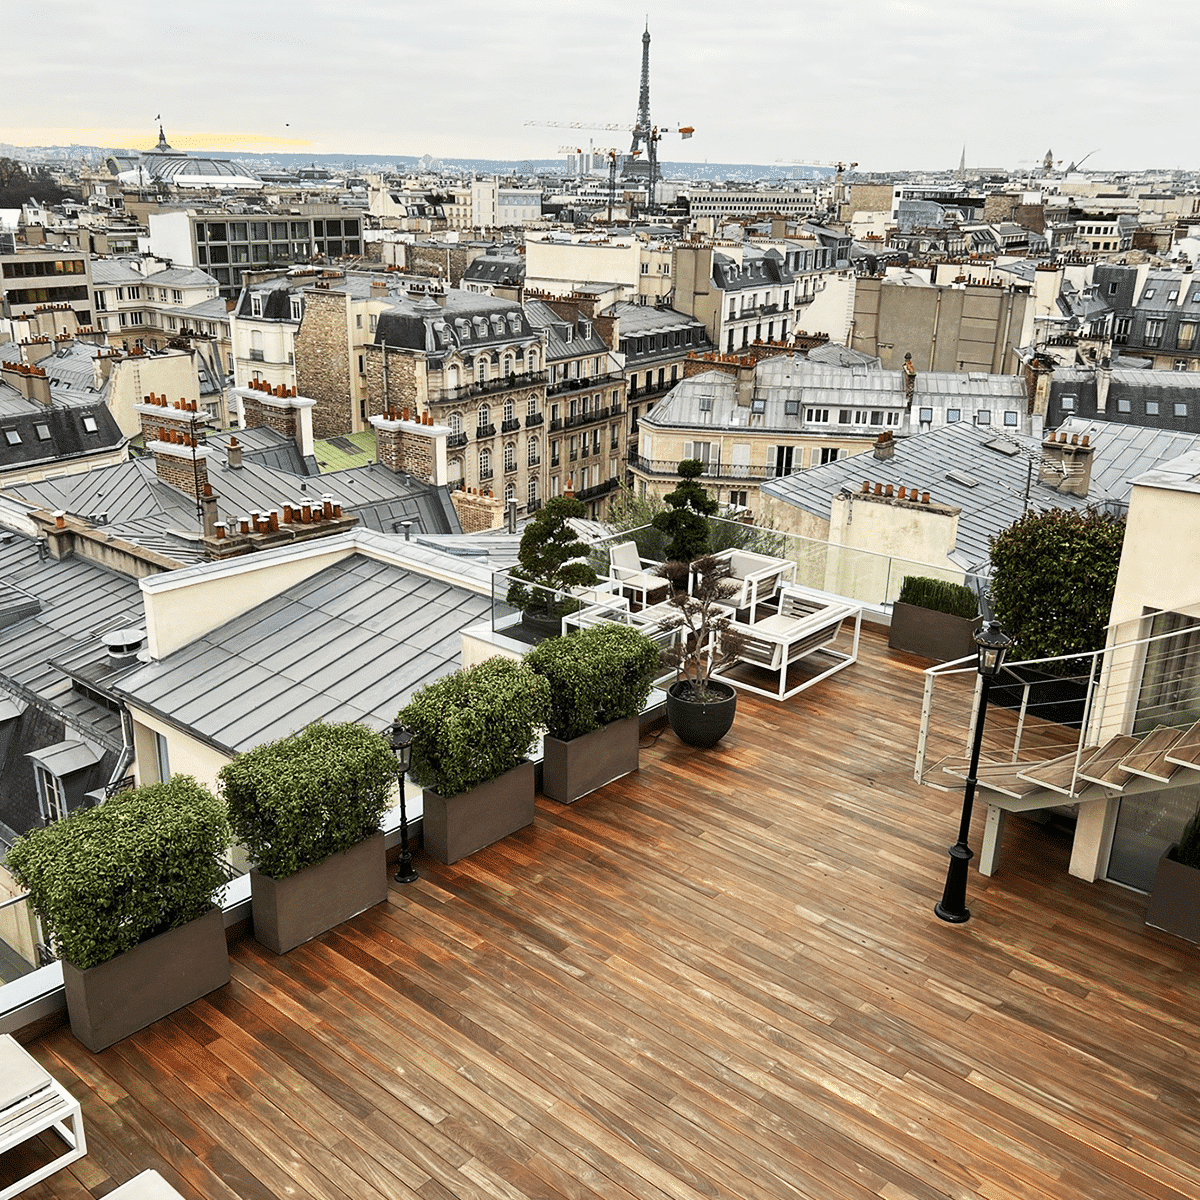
[3,0,1195,172]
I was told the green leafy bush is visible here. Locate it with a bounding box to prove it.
[505,496,597,617]
[898,575,979,619]
[219,721,397,880]
[526,623,660,741]
[399,657,550,798]
[652,459,718,562]
[1177,807,1200,870]
[989,508,1125,666]
[5,776,230,970]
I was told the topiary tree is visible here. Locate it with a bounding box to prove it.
[506,495,596,618]
[652,459,718,562]
[988,508,1125,666]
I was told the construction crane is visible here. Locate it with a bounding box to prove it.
[527,120,694,212]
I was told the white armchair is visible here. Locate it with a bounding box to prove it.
[608,541,669,607]
[709,549,797,621]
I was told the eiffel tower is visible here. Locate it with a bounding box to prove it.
[625,23,653,180]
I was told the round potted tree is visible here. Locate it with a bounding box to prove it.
[399,657,550,863]
[6,776,231,1052]
[219,721,398,955]
[526,623,661,803]
[657,555,747,748]
[505,495,597,638]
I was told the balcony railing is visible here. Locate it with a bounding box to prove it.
[479,467,494,480]
[525,412,544,427]
[504,459,518,473]
[501,418,521,433]
[447,432,468,449]
[575,476,619,502]
[433,370,548,403]
[562,406,612,429]
[527,455,541,468]
[476,423,496,438]
[628,455,779,481]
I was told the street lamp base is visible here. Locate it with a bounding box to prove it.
[393,855,418,884]
[934,900,971,923]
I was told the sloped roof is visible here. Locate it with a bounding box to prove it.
[114,554,490,754]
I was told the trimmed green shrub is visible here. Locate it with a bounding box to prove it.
[898,575,979,619]
[989,508,1125,666]
[526,623,660,741]
[506,495,597,617]
[1177,807,1200,870]
[5,776,230,970]
[219,721,397,881]
[399,657,550,798]
[652,459,718,562]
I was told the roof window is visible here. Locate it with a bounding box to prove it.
[3,429,20,446]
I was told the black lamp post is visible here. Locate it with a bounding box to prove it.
[386,722,418,884]
[934,621,1014,924]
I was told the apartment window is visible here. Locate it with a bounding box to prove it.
[819,447,840,464]
[291,298,303,321]
[1174,360,1189,373]
[35,766,68,824]
[82,416,98,433]
[975,410,991,425]
[154,731,171,783]
[128,286,140,300]
[805,407,829,423]
[1117,398,1132,413]
[729,489,748,508]
[504,443,516,471]
[698,392,713,412]
[1108,282,1119,295]
[528,477,538,506]
[503,398,515,423]
[1146,401,1160,415]
[773,445,794,476]
[869,411,884,426]
[1175,402,1189,417]
[551,440,560,466]
[641,262,649,274]
[358,354,365,374]
[1169,290,1179,302]
[947,407,961,422]
[356,314,362,329]
[527,437,539,465]
[35,423,51,440]
[1179,323,1196,351]
[1143,288,1156,300]
[1004,411,1019,427]
[478,403,490,428]
[479,447,492,477]
[1060,394,1076,411]
[1145,319,1165,347]
[838,410,852,424]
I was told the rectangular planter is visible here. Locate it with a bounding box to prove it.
[251,831,387,955]
[888,602,981,662]
[423,761,535,865]
[62,906,230,1053]
[542,717,640,804]
[1145,845,1200,944]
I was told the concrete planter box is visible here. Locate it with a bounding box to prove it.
[422,761,536,864]
[888,602,981,662]
[250,831,387,955]
[1145,845,1200,944]
[62,906,230,1053]
[542,717,640,804]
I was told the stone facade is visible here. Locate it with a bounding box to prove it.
[451,488,505,533]
[294,289,355,439]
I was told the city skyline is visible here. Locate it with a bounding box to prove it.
[2,0,1197,173]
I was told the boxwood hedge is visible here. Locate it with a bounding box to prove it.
[219,721,397,881]
[5,775,230,970]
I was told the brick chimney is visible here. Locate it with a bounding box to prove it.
[451,487,505,532]
[873,430,895,460]
[1039,430,1096,497]
[231,380,316,459]
[135,394,214,498]
[20,336,56,367]
[734,356,756,407]
[370,407,452,486]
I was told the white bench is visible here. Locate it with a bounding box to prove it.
[0,1034,86,1200]
[107,1169,187,1198]
[713,586,863,701]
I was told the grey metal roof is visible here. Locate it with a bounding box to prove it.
[146,266,218,289]
[601,302,703,335]
[806,343,882,369]
[26,739,104,776]
[523,300,611,363]
[90,259,146,286]
[115,554,491,754]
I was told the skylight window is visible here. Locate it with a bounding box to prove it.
[82,416,99,433]
[3,429,20,445]
[35,423,51,440]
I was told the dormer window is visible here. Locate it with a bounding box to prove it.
[290,297,302,321]
[82,416,99,433]
[251,294,263,317]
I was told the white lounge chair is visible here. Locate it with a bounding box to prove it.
[608,542,669,607]
[713,585,862,701]
[0,1034,87,1200]
[708,549,797,621]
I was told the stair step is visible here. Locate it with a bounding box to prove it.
[940,758,1049,799]
[1078,735,1143,790]
[1122,725,1188,783]
[1164,720,1200,770]
[1016,747,1099,797]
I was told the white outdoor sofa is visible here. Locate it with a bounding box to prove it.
[0,1034,87,1200]
[712,585,863,701]
[708,548,797,621]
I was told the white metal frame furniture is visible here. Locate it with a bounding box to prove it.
[708,549,797,622]
[0,1034,87,1200]
[561,586,630,636]
[608,542,669,607]
[713,585,863,701]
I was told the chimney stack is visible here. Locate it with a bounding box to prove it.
[227,436,243,469]
[734,357,756,408]
[872,430,895,461]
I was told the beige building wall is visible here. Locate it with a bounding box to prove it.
[525,238,641,295]
[107,349,200,437]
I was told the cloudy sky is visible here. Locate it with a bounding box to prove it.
[3,0,1194,171]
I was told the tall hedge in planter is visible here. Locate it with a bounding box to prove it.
[400,657,550,798]
[989,508,1125,666]
[897,575,979,618]
[526,624,661,741]
[219,721,397,880]
[5,776,229,970]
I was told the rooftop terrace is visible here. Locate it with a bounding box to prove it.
[6,626,1199,1200]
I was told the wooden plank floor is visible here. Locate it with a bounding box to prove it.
[7,627,1200,1200]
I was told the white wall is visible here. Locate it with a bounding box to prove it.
[147,212,198,267]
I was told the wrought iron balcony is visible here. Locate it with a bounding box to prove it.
[524,412,544,427]
[447,432,468,449]
[475,423,496,438]
[627,455,777,481]
[479,467,494,481]
[501,418,521,433]
[575,476,620,502]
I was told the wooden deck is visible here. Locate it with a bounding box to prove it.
[7,627,1200,1200]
